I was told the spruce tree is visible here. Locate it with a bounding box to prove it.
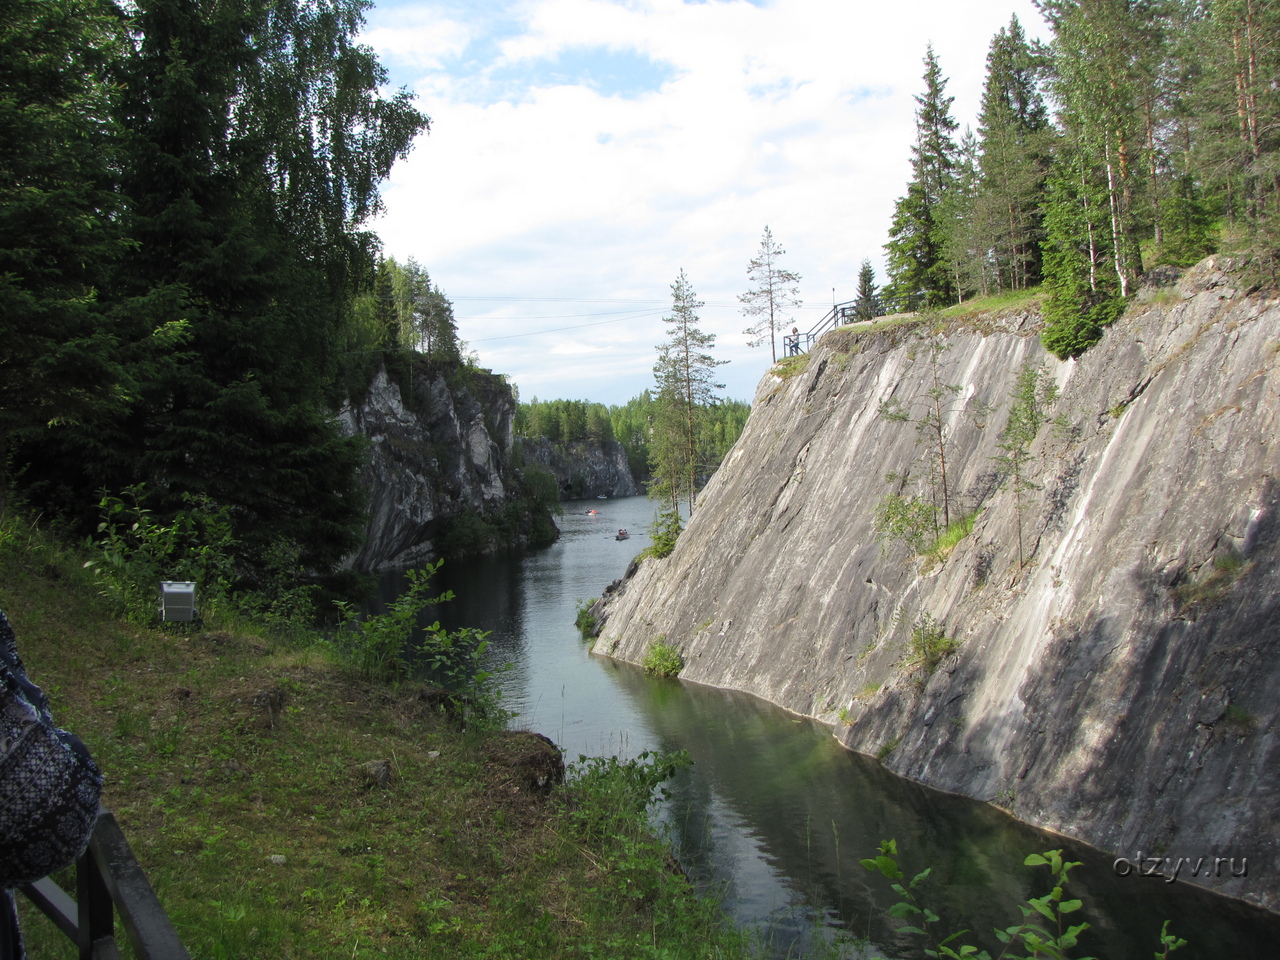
[974,15,1051,292]
[1040,145,1126,359]
[885,45,960,308]
[652,270,726,515]
[12,0,428,574]
[853,260,880,320]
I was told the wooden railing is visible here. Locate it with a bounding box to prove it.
[19,808,189,960]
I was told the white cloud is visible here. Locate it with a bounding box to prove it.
[364,0,1049,404]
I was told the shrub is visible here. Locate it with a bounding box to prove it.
[906,613,958,675]
[642,637,683,677]
[574,598,598,638]
[84,485,237,623]
[640,508,682,560]
[333,562,510,726]
[875,491,937,556]
[862,840,1188,959]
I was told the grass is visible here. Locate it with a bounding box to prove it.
[936,286,1044,320]
[904,613,959,677]
[771,353,810,380]
[1172,553,1249,615]
[2,514,749,960]
[922,512,978,564]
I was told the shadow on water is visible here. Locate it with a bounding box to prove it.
[602,664,1280,959]
[368,497,1280,959]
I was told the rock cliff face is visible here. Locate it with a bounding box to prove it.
[520,437,638,499]
[338,364,551,572]
[593,259,1280,908]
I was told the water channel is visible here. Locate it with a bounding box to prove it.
[375,496,1280,958]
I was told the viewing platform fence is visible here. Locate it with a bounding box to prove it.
[19,807,190,960]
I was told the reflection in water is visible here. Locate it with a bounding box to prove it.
[372,497,1280,958]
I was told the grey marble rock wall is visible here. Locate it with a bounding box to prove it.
[592,258,1280,908]
[338,364,547,572]
[520,436,638,499]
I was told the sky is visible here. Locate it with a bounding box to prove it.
[362,0,1050,406]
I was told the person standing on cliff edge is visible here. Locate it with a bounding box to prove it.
[1,608,103,959]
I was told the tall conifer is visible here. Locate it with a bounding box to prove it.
[885,45,960,307]
[652,271,726,515]
[974,15,1051,292]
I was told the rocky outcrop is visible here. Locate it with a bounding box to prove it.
[338,363,554,572]
[520,436,638,499]
[592,258,1280,908]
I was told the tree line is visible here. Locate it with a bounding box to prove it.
[514,391,750,489]
[1,0,429,586]
[880,0,1278,358]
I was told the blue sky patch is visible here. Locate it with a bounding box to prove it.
[491,47,675,100]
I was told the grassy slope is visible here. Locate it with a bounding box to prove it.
[1,519,749,959]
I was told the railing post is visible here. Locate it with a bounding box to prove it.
[76,837,114,960]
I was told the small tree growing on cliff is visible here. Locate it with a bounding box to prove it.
[878,335,964,535]
[993,362,1057,568]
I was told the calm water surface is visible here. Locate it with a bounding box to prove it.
[375,496,1280,958]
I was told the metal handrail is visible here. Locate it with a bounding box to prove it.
[788,293,927,355]
[19,807,189,960]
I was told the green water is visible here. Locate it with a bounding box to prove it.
[377,496,1280,958]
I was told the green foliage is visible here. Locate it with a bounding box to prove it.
[885,45,961,308]
[854,259,881,320]
[1040,148,1128,360]
[641,508,683,561]
[606,390,750,489]
[862,839,1187,960]
[906,613,959,675]
[651,270,728,515]
[925,512,979,563]
[994,363,1058,567]
[773,353,811,380]
[564,750,692,840]
[740,225,803,363]
[641,637,684,678]
[84,486,237,624]
[516,397,614,445]
[876,490,939,555]
[333,562,509,726]
[574,598,598,638]
[5,0,426,578]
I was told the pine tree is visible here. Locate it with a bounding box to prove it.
[885,45,960,307]
[652,270,726,515]
[1188,0,1280,265]
[853,260,880,320]
[740,226,802,363]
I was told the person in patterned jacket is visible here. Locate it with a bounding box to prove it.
[1,608,103,959]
